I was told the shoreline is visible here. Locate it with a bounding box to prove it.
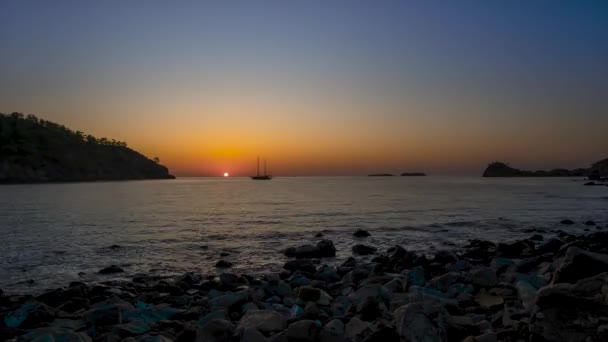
[2,225,608,341]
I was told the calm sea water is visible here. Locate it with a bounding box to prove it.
[1,176,606,294]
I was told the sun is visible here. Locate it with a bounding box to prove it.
[223,172,229,177]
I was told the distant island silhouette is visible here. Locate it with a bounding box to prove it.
[0,113,175,183]
[401,172,426,176]
[368,172,427,177]
[483,159,607,178]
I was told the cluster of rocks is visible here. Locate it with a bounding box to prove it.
[2,225,608,342]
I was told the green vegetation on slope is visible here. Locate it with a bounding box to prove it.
[0,112,174,183]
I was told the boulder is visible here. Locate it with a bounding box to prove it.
[219,273,246,289]
[85,297,134,326]
[4,301,56,329]
[407,266,426,287]
[395,302,446,342]
[236,310,287,334]
[98,265,124,274]
[530,272,608,342]
[474,292,504,309]
[352,244,377,256]
[467,267,497,287]
[242,327,269,342]
[286,320,322,341]
[316,265,340,283]
[496,241,532,258]
[535,238,564,255]
[298,286,321,302]
[18,327,92,342]
[560,219,574,225]
[345,317,372,340]
[317,239,337,257]
[215,260,233,268]
[353,229,371,237]
[429,272,462,292]
[113,321,151,338]
[285,245,322,259]
[208,290,249,311]
[553,247,608,283]
[196,319,235,342]
[284,259,317,274]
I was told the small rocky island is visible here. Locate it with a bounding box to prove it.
[482,159,607,178]
[401,172,426,176]
[368,174,394,177]
[0,113,174,183]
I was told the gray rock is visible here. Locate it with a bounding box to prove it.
[384,277,406,293]
[352,244,378,256]
[429,272,461,292]
[99,265,124,274]
[241,327,269,342]
[535,238,565,255]
[515,280,537,311]
[324,319,345,334]
[467,267,497,287]
[530,272,608,342]
[553,247,608,284]
[345,317,372,340]
[317,240,337,257]
[284,259,317,274]
[474,292,504,309]
[354,229,371,237]
[407,266,426,287]
[18,327,92,342]
[286,320,322,341]
[285,245,322,259]
[395,302,446,342]
[236,310,287,334]
[113,321,151,338]
[316,265,340,283]
[196,319,235,342]
[85,297,134,326]
[348,284,391,306]
[298,286,321,302]
[209,290,249,311]
[474,332,497,342]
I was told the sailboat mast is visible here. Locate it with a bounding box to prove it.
[264,160,267,176]
[257,156,260,176]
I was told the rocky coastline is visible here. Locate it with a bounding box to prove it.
[2,224,608,342]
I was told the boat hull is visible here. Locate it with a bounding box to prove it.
[251,176,272,180]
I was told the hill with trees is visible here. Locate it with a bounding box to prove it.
[482,161,602,178]
[0,112,175,183]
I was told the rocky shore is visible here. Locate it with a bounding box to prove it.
[2,225,608,342]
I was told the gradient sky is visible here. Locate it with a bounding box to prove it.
[1,1,607,176]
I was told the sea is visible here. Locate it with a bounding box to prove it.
[1,176,606,294]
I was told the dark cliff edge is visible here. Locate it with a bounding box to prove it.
[0,113,175,183]
[483,160,607,178]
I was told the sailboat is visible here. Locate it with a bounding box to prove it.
[251,156,272,180]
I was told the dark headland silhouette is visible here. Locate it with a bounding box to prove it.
[0,113,175,183]
[483,159,608,179]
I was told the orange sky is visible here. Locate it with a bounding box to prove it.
[1,1,607,176]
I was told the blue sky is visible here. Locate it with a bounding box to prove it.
[1,1,607,175]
